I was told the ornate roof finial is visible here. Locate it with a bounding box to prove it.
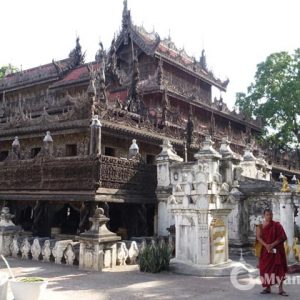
[222,78,230,88]
[200,49,207,70]
[122,0,131,30]
[123,48,143,114]
[68,36,85,69]
[122,0,131,45]
[95,40,106,63]
[123,0,128,14]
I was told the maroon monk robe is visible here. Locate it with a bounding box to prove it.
[259,220,288,287]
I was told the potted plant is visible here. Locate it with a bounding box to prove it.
[1,255,47,300]
[10,277,47,300]
[0,272,9,300]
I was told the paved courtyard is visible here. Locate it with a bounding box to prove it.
[1,257,299,300]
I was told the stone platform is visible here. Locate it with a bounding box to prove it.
[169,258,258,277]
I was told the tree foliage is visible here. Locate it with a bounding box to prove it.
[0,66,6,79]
[0,65,18,79]
[235,49,300,150]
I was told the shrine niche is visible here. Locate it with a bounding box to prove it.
[210,218,226,264]
[157,137,232,268]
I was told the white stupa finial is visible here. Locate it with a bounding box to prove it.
[43,131,53,142]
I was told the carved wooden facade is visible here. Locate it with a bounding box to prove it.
[0,0,298,236]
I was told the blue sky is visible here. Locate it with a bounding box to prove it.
[1,0,299,107]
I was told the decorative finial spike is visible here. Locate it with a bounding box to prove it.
[200,49,207,70]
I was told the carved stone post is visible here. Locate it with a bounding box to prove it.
[240,144,257,179]
[89,115,102,155]
[227,189,251,255]
[219,137,241,186]
[218,138,250,254]
[79,208,121,271]
[0,207,21,256]
[156,139,183,236]
[276,192,295,262]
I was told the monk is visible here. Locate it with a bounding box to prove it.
[256,209,288,296]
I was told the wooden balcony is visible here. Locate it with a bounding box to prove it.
[0,155,157,203]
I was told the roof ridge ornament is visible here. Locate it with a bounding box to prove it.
[68,37,86,69]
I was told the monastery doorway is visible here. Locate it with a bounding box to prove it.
[108,203,155,239]
[51,203,80,235]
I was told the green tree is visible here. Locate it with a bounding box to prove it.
[235,49,300,152]
[0,66,6,79]
[0,64,18,79]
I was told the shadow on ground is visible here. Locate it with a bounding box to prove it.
[1,256,298,300]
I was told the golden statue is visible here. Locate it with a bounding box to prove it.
[284,241,291,257]
[281,176,290,192]
[292,237,300,262]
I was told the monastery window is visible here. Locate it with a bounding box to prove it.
[104,147,116,157]
[146,154,155,165]
[31,147,41,158]
[0,151,9,162]
[66,144,77,157]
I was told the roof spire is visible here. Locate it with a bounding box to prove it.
[200,49,207,70]
[122,0,131,28]
[68,37,85,69]
[123,0,128,13]
[122,0,131,45]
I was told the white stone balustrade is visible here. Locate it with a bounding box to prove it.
[52,240,73,264]
[64,242,79,266]
[10,237,20,258]
[42,239,56,262]
[31,238,48,261]
[127,241,139,264]
[117,242,129,266]
[20,237,33,260]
